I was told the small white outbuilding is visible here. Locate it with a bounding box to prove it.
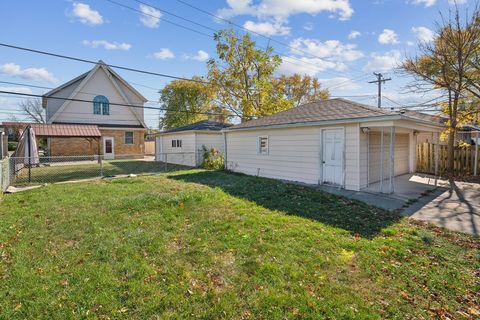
[223,98,445,193]
[155,120,231,167]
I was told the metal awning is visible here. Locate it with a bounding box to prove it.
[1,122,101,137]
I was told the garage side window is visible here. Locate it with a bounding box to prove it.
[171,139,182,148]
[124,131,134,144]
[258,136,269,155]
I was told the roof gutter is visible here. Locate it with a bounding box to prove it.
[223,115,403,132]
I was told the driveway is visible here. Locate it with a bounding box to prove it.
[406,181,480,237]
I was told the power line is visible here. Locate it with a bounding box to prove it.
[0,90,232,117]
[106,0,365,79]
[0,80,164,105]
[172,0,367,76]
[0,43,207,84]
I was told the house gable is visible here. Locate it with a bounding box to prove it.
[45,62,146,128]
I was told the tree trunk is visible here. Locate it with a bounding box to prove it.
[447,128,456,173]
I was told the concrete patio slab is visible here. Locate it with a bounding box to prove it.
[318,174,446,212]
[407,181,480,237]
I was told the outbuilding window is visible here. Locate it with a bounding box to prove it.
[258,136,269,155]
[171,139,182,148]
[93,95,109,115]
[124,131,134,144]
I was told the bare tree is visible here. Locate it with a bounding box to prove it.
[19,98,46,123]
[401,5,480,172]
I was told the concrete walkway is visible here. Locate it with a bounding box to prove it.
[405,181,480,237]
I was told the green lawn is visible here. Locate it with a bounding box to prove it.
[0,170,478,319]
[12,160,187,185]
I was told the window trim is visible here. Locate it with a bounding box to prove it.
[257,136,269,155]
[124,131,134,145]
[93,95,109,115]
[171,139,182,148]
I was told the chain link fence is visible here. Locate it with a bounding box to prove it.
[5,153,196,187]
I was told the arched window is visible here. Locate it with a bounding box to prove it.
[93,95,109,115]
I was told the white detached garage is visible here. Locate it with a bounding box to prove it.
[155,120,231,166]
[223,99,444,193]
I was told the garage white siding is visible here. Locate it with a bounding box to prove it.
[366,132,410,184]
[226,124,361,189]
[156,132,196,166]
[195,132,225,166]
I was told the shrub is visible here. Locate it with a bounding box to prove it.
[200,145,224,170]
[7,141,18,151]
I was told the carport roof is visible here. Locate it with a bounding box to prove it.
[1,122,102,137]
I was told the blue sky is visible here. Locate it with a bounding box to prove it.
[0,0,474,128]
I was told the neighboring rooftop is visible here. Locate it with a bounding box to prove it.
[1,122,102,137]
[161,120,232,133]
[228,98,445,130]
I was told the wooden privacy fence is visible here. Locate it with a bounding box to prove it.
[416,142,480,175]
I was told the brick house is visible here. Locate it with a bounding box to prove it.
[42,61,148,159]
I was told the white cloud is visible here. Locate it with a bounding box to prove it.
[378,29,399,44]
[289,38,364,62]
[139,4,161,28]
[411,26,435,42]
[409,0,436,7]
[449,0,467,4]
[407,41,415,46]
[82,40,131,50]
[363,50,402,72]
[0,63,57,83]
[153,48,175,60]
[348,30,361,39]
[277,56,345,76]
[319,77,361,91]
[243,19,290,36]
[70,2,103,26]
[217,0,354,21]
[0,86,33,94]
[186,50,210,62]
[276,38,363,76]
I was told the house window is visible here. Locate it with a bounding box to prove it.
[171,139,182,148]
[258,136,269,155]
[93,95,109,115]
[124,132,134,144]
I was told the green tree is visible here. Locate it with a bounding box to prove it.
[159,77,215,130]
[273,74,330,107]
[207,29,291,122]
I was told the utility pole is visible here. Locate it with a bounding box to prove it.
[368,73,391,108]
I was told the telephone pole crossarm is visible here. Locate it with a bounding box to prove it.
[368,72,391,108]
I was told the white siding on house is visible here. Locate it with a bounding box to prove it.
[52,67,142,126]
[157,132,196,166]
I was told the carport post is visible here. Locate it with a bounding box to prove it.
[380,128,384,193]
[389,126,395,194]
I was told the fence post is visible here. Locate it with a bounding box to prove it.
[100,157,103,177]
[475,132,479,176]
[164,153,168,172]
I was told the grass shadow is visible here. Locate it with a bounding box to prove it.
[169,170,402,238]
